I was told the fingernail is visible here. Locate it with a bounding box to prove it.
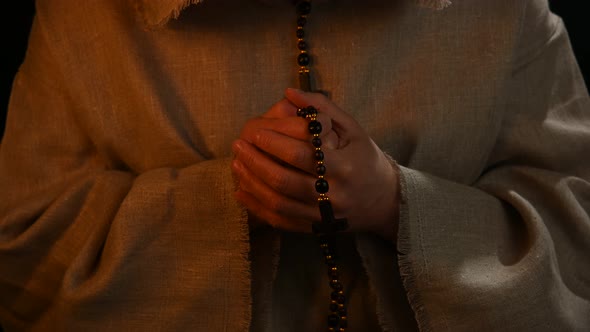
[232,159,243,171]
[232,140,242,155]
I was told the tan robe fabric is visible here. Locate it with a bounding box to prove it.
[1,0,589,331]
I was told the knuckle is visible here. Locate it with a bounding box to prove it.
[254,130,272,150]
[241,118,266,140]
[286,148,307,166]
[238,179,253,194]
[241,153,256,168]
[266,195,286,212]
[324,133,339,149]
[269,172,289,193]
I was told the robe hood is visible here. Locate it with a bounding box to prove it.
[135,0,452,27]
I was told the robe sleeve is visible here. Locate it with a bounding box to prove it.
[357,1,590,331]
[0,9,251,332]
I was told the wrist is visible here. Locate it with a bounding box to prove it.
[374,152,401,242]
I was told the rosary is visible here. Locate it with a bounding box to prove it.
[294,1,350,330]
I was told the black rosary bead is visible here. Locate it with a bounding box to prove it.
[297,16,307,27]
[330,280,343,291]
[331,291,342,301]
[314,150,325,161]
[296,1,311,15]
[296,27,305,38]
[312,136,322,147]
[295,2,348,329]
[328,268,339,279]
[298,40,308,51]
[297,53,311,66]
[330,303,339,312]
[327,314,340,327]
[325,257,337,267]
[315,178,329,193]
[331,291,346,304]
[308,120,322,134]
[340,317,348,328]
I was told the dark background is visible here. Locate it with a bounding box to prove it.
[0,1,589,140]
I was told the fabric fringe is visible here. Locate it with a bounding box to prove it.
[134,0,204,28]
[380,152,434,332]
[136,0,452,28]
[169,0,204,21]
[416,0,452,10]
[395,164,435,332]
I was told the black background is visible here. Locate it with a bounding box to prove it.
[0,1,588,139]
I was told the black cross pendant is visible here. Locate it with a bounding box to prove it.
[312,200,349,234]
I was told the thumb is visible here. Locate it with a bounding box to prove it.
[284,88,360,137]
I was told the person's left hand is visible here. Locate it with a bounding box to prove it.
[231,88,400,241]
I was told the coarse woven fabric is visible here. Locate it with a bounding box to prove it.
[1,0,589,331]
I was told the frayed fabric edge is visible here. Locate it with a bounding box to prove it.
[416,0,452,10]
[135,0,452,28]
[222,154,254,332]
[135,0,205,28]
[169,0,204,21]
[382,154,435,332]
[396,165,437,332]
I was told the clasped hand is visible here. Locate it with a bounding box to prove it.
[231,88,399,241]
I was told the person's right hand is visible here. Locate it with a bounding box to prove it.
[232,96,338,232]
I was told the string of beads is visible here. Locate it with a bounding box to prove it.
[294,2,350,330]
[296,106,349,331]
[296,0,312,92]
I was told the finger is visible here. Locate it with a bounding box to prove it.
[243,111,334,141]
[313,112,334,138]
[232,158,319,221]
[284,88,360,142]
[284,88,334,113]
[232,139,317,202]
[233,136,350,212]
[241,117,310,142]
[234,190,313,233]
[316,129,339,150]
[262,99,298,119]
[240,129,318,174]
[287,109,339,149]
[234,134,314,175]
